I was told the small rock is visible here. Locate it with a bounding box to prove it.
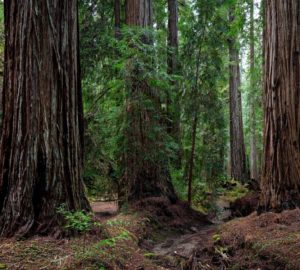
[190,226,198,233]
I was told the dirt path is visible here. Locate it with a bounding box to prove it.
[152,225,216,259]
[91,200,118,219]
[151,198,231,260]
[90,199,231,267]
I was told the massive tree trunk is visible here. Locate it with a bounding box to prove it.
[122,0,177,202]
[167,0,181,168]
[228,12,248,183]
[260,0,300,211]
[249,0,258,181]
[0,0,90,237]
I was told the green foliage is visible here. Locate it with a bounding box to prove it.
[97,230,131,248]
[78,0,263,207]
[57,205,94,234]
[213,233,221,243]
[223,179,249,201]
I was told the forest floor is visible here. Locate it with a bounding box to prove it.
[0,197,300,270]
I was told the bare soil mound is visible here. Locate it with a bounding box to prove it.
[230,192,259,217]
[133,197,210,231]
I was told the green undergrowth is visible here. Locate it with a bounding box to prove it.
[192,178,249,214]
[221,180,249,202]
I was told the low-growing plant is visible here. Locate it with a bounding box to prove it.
[57,204,101,252]
[96,230,131,248]
[57,204,94,234]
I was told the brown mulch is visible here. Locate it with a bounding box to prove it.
[0,235,98,270]
[220,208,300,270]
[132,197,211,232]
[230,192,260,217]
[0,202,164,270]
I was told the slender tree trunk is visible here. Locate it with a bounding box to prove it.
[167,0,182,168]
[260,0,300,211]
[249,0,258,181]
[187,113,198,206]
[185,51,201,205]
[228,11,248,183]
[114,0,121,38]
[167,0,178,66]
[0,0,90,237]
[122,0,177,203]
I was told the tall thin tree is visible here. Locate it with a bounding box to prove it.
[228,9,248,183]
[114,0,121,38]
[260,0,300,210]
[167,0,181,167]
[249,0,258,181]
[0,0,90,237]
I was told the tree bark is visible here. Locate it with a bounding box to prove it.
[0,0,90,237]
[249,0,258,181]
[260,0,300,211]
[122,0,177,202]
[114,0,121,39]
[228,11,248,183]
[187,113,198,206]
[167,0,182,168]
[167,0,178,74]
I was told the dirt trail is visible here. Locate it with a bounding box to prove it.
[151,198,231,260]
[152,225,216,258]
[91,200,118,219]
[91,199,231,265]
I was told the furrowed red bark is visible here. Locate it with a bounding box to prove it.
[0,0,90,237]
[260,0,300,210]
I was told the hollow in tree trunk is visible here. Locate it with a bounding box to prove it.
[0,0,90,237]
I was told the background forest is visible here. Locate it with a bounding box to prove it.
[77,0,263,208]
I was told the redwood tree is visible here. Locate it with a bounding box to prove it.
[114,0,121,38]
[228,10,248,183]
[0,0,90,237]
[122,0,177,202]
[167,0,181,167]
[249,0,258,181]
[260,0,300,210]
